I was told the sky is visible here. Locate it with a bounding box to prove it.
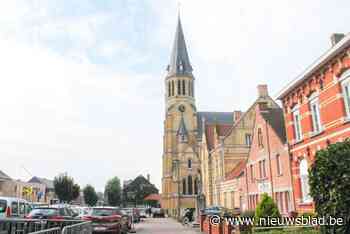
[0,0,349,192]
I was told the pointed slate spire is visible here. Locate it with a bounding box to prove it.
[167,16,193,77]
[177,114,188,142]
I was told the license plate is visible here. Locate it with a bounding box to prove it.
[94,227,106,231]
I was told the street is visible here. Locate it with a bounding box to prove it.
[134,218,201,234]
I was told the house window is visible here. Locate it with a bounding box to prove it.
[188,175,193,195]
[309,93,322,133]
[258,128,263,147]
[245,134,252,146]
[250,165,254,182]
[292,107,303,141]
[188,159,192,169]
[182,178,187,195]
[177,80,181,95]
[259,160,266,178]
[341,70,350,117]
[299,159,312,203]
[276,154,282,175]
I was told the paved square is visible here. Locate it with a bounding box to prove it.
[134,218,201,234]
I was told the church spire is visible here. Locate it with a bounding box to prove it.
[167,15,193,77]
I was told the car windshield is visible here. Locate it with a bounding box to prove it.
[0,200,6,213]
[91,209,115,216]
[29,208,58,216]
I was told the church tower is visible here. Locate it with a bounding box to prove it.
[161,16,200,217]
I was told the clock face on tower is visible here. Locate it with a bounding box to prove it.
[178,105,186,113]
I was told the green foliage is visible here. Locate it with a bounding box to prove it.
[241,210,256,219]
[83,184,98,206]
[54,174,80,203]
[255,193,281,226]
[72,184,80,200]
[309,140,350,234]
[298,212,316,219]
[122,175,159,206]
[105,177,122,206]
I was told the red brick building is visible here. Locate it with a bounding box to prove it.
[277,33,350,213]
[246,85,295,215]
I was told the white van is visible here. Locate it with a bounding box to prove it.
[0,197,31,218]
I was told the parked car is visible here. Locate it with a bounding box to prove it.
[82,207,126,234]
[0,196,31,218]
[151,208,165,218]
[122,208,140,223]
[139,208,147,219]
[26,206,75,220]
[201,206,233,216]
[115,208,132,231]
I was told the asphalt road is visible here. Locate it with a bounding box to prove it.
[134,218,201,234]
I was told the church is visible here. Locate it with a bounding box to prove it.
[161,16,242,217]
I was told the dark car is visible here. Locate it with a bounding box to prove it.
[26,207,74,220]
[122,208,140,223]
[151,208,165,218]
[82,207,125,234]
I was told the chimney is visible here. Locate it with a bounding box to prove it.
[257,84,268,98]
[331,33,345,46]
[233,111,242,122]
[147,174,150,182]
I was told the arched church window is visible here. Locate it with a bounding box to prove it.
[171,80,175,96]
[177,80,181,95]
[188,159,192,169]
[191,81,194,97]
[168,82,171,97]
[182,178,187,195]
[188,175,193,195]
[194,177,198,195]
[182,80,186,95]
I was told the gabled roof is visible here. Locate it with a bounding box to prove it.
[225,160,246,180]
[28,176,54,189]
[205,123,232,151]
[197,112,234,139]
[0,170,12,181]
[167,16,193,78]
[260,107,287,144]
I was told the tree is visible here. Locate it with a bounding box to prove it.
[254,193,281,226]
[54,174,74,203]
[122,175,158,207]
[105,177,121,206]
[83,185,98,206]
[72,184,80,201]
[309,140,350,234]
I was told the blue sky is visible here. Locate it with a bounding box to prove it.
[0,0,349,191]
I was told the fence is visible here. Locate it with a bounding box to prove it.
[0,219,91,234]
[61,222,91,234]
